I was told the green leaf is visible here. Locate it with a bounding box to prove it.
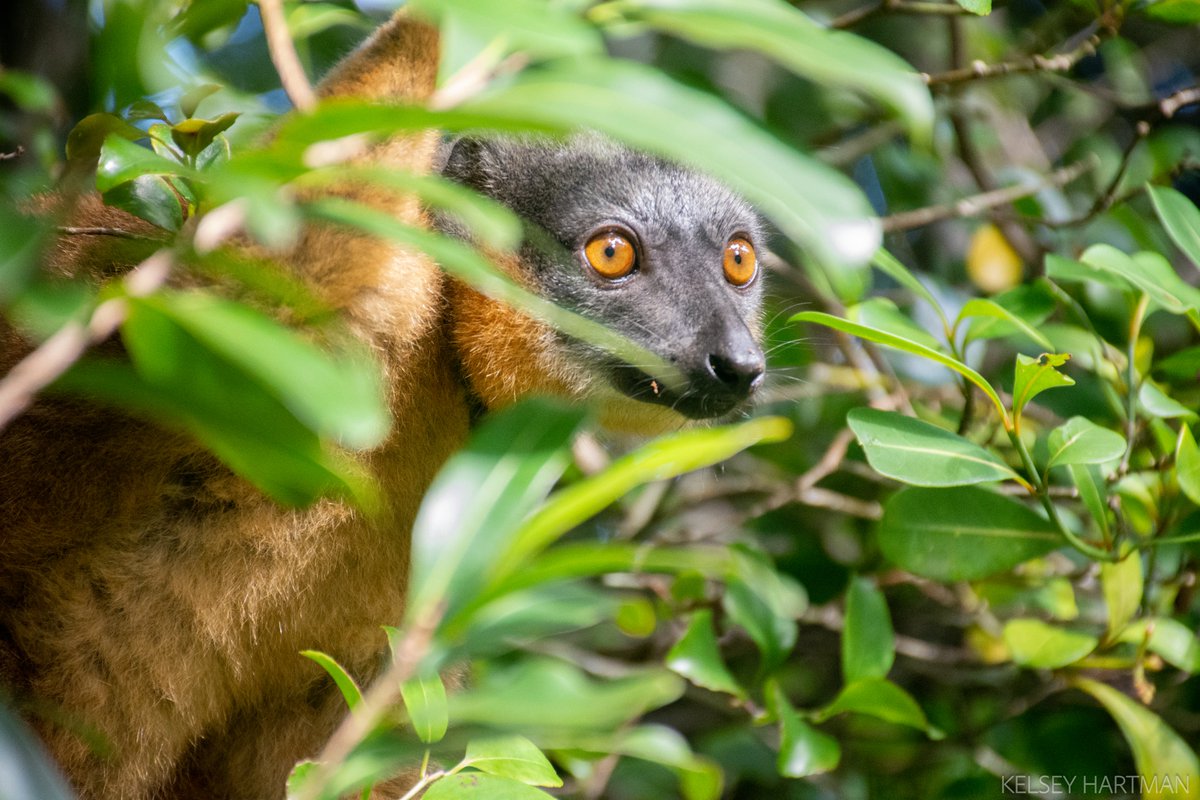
[1119,618,1200,673]
[871,249,949,330]
[448,659,684,732]
[814,678,937,735]
[0,70,57,112]
[842,576,895,684]
[1080,244,1200,314]
[96,134,192,192]
[954,0,992,13]
[721,548,806,672]
[767,681,839,778]
[400,674,449,744]
[1141,381,1198,420]
[300,651,363,713]
[1003,619,1098,669]
[846,298,944,352]
[847,408,1020,486]
[879,487,1060,582]
[462,735,562,787]
[406,400,584,626]
[1044,253,1131,292]
[601,726,722,800]
[1143,0,1200,22]
[1074,678,1200,799]
[1101,551,1143,638]
[611,0,933,144]
[1047,416,1126,469]
[286,760,318,800]
[133,292,389,449]
[179,83,222,118]
[65,112,146,167]
[102,174,184,232]
[792,311,1009,426]
[665,610,745,699]
[957,297,1053,351]
[1149,184,1200,267]
[1178,425,1200,506]
[1013,353,1074,423]
[492,416,792,581]
[424,773,555,800]
[170,112,240,159]
[1068,463,1111,541]
[963,284,1056,345]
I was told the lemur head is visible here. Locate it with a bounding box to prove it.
[440,133,765,429]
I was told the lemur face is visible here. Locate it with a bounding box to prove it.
[440,134,766,421]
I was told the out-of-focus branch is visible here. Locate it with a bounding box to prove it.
[0,250,174,433]
[923,33,1101,87]
[881,158,1095,232]
[58,225,170,241]
[258,0,317,112]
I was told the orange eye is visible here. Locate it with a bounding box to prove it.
[585,232,636,280]
[723,238,757,286]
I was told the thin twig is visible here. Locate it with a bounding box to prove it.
[0,251,174,433]
[830,0,974,29]
[881,158,1095,232]
[1160,85,1200,120]
[57,226,171,241]
[923,33,1101,87]
[258,0,317,112]
[0,146,25,161]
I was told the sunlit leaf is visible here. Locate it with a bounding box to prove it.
[957,297,1052,351]
[846,298,943,352]
[1013,353,1074,423]
[424,773,555,799]
[96,134,192,192]
[462,735,561,787]
[179,83,222,118]
[1119,618,1200,674]
[1003,619,1097,669]
[842,576,894,684]
[1046,416,1126,469]
[1178,425,1200,506]
[1101,550,1143,638]
[767,681,839,778]
[300,651,363,713]
[1149,183,1200,268]
[400,674,449,744]
[665,610,745,698]
[1069,463,1111,541]
[848,408,1020,486]
[813,678,937,735]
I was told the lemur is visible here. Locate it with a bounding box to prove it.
[0,11,766,799]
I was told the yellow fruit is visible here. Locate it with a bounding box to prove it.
[967,223,1023,293]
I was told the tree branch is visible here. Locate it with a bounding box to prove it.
[258,0,317,112]
[922,32,1101,87]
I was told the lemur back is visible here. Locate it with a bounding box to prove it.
[0,12,766,799]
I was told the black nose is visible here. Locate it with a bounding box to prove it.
[706,349,765,397]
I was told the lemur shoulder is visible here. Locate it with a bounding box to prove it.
[0,11,766,799]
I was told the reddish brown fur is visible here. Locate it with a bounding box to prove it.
[0,13,576,799]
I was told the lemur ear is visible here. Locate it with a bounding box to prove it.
[439,136,489,188]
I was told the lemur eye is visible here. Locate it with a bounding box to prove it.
[723,238,757,286]
[585,232,636,280]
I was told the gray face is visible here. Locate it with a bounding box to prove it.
[440,134,766,419]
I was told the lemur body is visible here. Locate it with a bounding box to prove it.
[0,13,765,799]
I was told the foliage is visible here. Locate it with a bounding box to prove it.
[2,0,1200,798]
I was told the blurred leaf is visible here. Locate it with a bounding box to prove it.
[1142,0,1200,22]
[287,761,318,800]
[966,224,1021,293]
[957,297,1052,351]
[766,681,839,778]
[448,659,684,732]
[1178,425,1200,506]
[611,0,934,144]
[300,650,363,712]
[174,0,250,40]
[180,83,222,118]
[1140,381,1198,420]
[722,548,805,672]
[1080,244,1199,314]
[102,174,184,232]
[424,773,555,799]
[665,610,745,698]
[964,284,1056,345]
[600,726,722,800]
[1101,551,1143,638]
[96,134,192,192]
[0,210,52,302]
[493,416,792,580]
[1044,253,1131,292]
[462,735,561,786]
[880,487,1060,582]
[793,311,1008,425]
[1119,618,1200,673]
[842,576,894,684]
[846,298,943,352]
[406,399,584,627]
[1074,678,1200,799]
[1047,416,1126,469]
[1003,619,1098,669]
[615,597,657,638]
[171,112,240,159]
[287,3,369,39]
[1149,184,1200,268]
[0,703,76,800]
[847,408,1020,486]
[0,70,57,113]
[1069,463,1111,541]
[954,0,992,13]
[400,674,449,744]
[65,113,145,168]
[133,292,389,448]
[871,248,948,330]
[814,678,936,735]
[1013,353,1074,422]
